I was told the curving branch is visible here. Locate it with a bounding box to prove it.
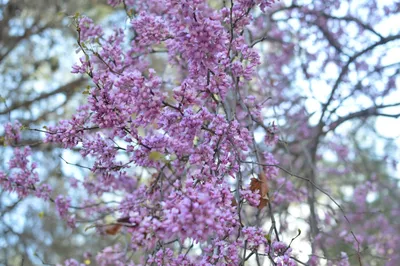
[0,78,86,116]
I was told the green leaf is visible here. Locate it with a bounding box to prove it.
[137,126,145,137]
[0,136,6,146]
[193,136,199,146]
[265,233,271,244]
[148,151,165,161]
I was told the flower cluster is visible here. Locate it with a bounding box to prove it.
[78,16,103,42]
[3,120,21,145]
[132,12,170,46]
[161,180,238,243]
[0,147,41,198]
[45,105,89,148]
[240,187,261,207]
[242,226,267,250]
[0,0,315,265]
[55,195,76,228]
[267,241,296,266]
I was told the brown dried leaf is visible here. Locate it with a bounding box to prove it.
[231,197,238,207]
[250,175,269,209]
[105,217,132,235]
[105,224,122,235]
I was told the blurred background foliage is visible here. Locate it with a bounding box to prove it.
[0,1,120,265]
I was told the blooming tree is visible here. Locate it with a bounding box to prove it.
[1,0,400,265]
